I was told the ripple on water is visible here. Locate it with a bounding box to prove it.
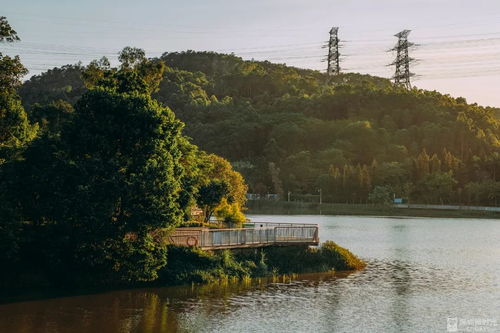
[177,258,499,333]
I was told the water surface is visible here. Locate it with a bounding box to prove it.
[1,215,499,332]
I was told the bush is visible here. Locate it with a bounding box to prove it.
[262,242,365,274]
[319,241,366,271]
[368,185,393,206]
[158,246,254,284]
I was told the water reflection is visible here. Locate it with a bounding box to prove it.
[390,220,411,332]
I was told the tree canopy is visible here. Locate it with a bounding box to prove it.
[0,16,20,42]
[0,17,37,161]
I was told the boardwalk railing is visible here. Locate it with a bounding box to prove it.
[167,223,319,250]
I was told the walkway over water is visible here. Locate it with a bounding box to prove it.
[168,222,319,250]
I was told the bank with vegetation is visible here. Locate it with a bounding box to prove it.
[247,201,500,219]
[160,242,365,285]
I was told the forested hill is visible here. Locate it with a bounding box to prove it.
[19,51,500,205]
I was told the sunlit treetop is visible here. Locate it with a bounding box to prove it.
[0,17,20,42]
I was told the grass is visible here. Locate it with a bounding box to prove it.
[158,242,366,286]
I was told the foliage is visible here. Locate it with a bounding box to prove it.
[368,185,393,206]
[1,46,251,289]
[262,241,365,273]
[214,198,246,226]
[464,181,500,206]
[0,92,37,158]
[159,242,365,285]
[195,153,248,223]
[0,53,28,92]
[412,171,457,204]
[0,19,37,161]
[0,16,20,42]
[28,100,74,135]
[319,241,366,270]
[197,180,230,222]
[118,46,146,69]
[203,154,248,206]
[159,246,254,284]
[1,86,196,286]
[19,64,87,108]
[14,49,500,207]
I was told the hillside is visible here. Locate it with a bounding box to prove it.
[19,51,500,205]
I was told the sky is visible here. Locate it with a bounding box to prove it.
[2,0,500,106]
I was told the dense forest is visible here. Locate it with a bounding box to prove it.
[18,50,500,206]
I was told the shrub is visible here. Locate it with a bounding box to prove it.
[320,241,366,270]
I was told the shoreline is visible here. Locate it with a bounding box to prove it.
[246,201,500,219]
[0,269,353,306]
[0,242,364,305]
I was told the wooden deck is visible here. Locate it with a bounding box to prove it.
[167,222,319,250]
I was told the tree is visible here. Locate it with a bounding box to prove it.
[0,16,37,266]
[1,16,25,92]
[372,161,410,198]
[413,172,457,204]
[19,64,87,108]
[9,87,193,283]
[84,47,165,95]
[464,181,500,206]
[195,154,247,224]
[0,52,28,92]
[268,162,283,197]
[0,94,37,158]
[0,17,37,161]
[0,16,20,42]
[28,100,74,135]
[368,185,393,206]
[0,55,33,154]
[203,154,247,207]
[118,46,146,69]
[197,180,230,222]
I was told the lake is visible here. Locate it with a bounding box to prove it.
[1,215,499,332]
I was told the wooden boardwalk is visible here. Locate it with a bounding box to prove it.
[168,222,319,250]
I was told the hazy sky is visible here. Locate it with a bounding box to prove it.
[3,0,500,106]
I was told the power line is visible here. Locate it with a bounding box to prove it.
[5,28,500,82]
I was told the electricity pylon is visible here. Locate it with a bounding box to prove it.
[325,27,340,76]
[389,29,415,89]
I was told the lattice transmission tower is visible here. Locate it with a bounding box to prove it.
[324,27,341,76]
[389,30,416,89]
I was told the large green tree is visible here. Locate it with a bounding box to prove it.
[196,153,247,224]
[0,17,37,159]
[3,62,199,283]
[0,15,35,188]
[0,17,37,270]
